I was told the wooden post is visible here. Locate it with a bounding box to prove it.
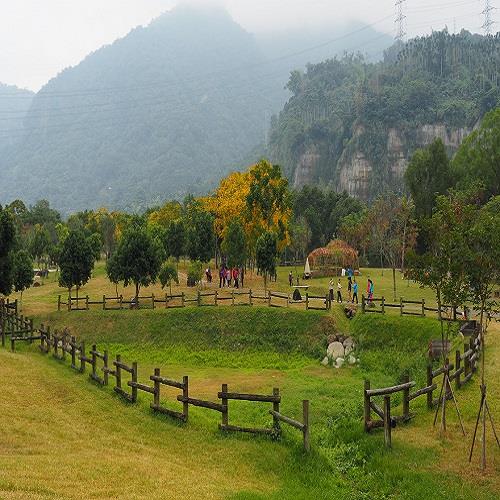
[86,296,89,310]
[267,291,271,308]
[400,297,403,316]
[153,368,161,408]
[131,362,138,403]
[272,388,280,435]
[70,336,76,368]
[103,350,109,386]
[58,295,61,312]
[221,383,228,428]
[325,294,329,310]
[364,379,371,432]
[249,289,253,306]
[453,305,457,321]
[421,298,425,317]
[214,291,218,306]
[463,343,470,379]
[361,295,365,313]
[303,400,310,452]
[115,354,122,391]
[455,350,461,389]
[91,344,97,379]
[1,315,5,347]
[402,374,410,420]
[426,364,433,409]
[119,295,123,310]
[231,290,235,306]
[383,396,392,448]
[103,295,106,310]
[181,292,185,308]
[152,294,155,310]
[80,341,86,372]
[381,296,385,314]
[286,294,290,308]
[197,290,201,307]
[183,376,189,421]
[165,293,169,309]
[67,294,71,312]
[305,293,309,311]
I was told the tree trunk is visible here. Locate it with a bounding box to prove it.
[135,282,140,304]
[392,267,396,301]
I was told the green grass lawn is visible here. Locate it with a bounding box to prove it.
[2,265,499,499]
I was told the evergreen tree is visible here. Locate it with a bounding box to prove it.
[255,231,278,290]
[165,219,186,263]
[13,250,33,303]
[221,219,246,268]
[0,207,16,295]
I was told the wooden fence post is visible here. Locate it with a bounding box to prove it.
[152,294,155,310]
[181,292,185,308]
[303,400,310,452]
[421,298,425,317]
[214,291,218,306]
[455,350,461,389]
[267,291,271,308]
[153,368,161,408]
[86,296,89,310]
[197,290,201,307]
[231,290,235,306]
[91,344,97,379]
[103,295,106,310]
[70,336,76,368]
[272,388,280,435]
[463,343,470,379]
[165,293,169,309]
[80,341,86,372]
[383,396,392,448]
[131,362,138,403]
[119,295,123,310]
[249,289,253,306]
[364,379,371,432]
[103,350,109,386]
[305,293,309,311]
[381,296,385,314]
[426,364,433,409]
[221,383,228,428]
[400,297,403,316]
[402,374,410,420]
[183,376,189,421]
[58,295,61,312]
[361,295,365,313]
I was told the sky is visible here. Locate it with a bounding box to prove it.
[0,0,497,91]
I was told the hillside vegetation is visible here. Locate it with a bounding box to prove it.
[269,30,500,199]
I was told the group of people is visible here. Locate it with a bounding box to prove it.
[218,266,244,289]
[329,272,373,305]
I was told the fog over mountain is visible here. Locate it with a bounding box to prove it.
[0,5,393,213]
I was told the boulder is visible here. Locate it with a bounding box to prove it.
[327,342,344,359]
[343,337,355,355]
[335,357,345,368]
[327,334,338,344]
[348,355,357,365]
[321,356,330,366]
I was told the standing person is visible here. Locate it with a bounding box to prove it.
[367,278,374,304]
[347,276,352,301]
[233,267,239,289]
[352,279,359,304]
[219,267,225,288]
[289,271,293,287]
[337,279,343,303]
[226,268,232,287]
[328,278,335,302]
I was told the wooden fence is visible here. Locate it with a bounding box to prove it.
[363,321,481,447]
[0,299,310,452]
[58,290,331,313]
[361,295,461,319]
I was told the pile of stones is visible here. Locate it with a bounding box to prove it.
[321,333,359,368]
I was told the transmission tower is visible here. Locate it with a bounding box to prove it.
[481,0,496,35]
[395,0,407,41]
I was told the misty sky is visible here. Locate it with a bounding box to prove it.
[1,0,497,91]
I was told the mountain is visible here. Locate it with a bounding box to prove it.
[0,6,279,213]
[267,30,500,201]
[0,83,34,155]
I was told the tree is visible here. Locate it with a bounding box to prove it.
[255,231,278,290]
[0,206,16,296]
[165,219,186,263]
[29,224,50,271]
[187,260,203,288]
[453,107,500,198]
[107,225,163,302]
[13,250,33,304]
[88,233,103,262]
[58,230,95,298]
[159,258,179,295]
[185,205,214,263]
[221,219,246,268]
[405,138,453,218]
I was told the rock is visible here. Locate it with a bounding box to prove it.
[327,342,345,359]
[327,334,338,344]
[321,356,330,366]
[344,345,353,356]
[337,335,345,344]
[343,337,355,355]
[335,357,345,368]
[348,355,356,365]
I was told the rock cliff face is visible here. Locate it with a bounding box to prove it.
[292,123,471,201]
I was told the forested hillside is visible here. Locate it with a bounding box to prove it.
[268,30,500,201]
[0,6,277,213]
[0,83,34,154]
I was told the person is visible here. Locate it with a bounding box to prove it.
[219,267,225,288]
[232,267,239,289]
[328,278,334,302]
[206,268,211,283]
[226,268,232,287]
[352,279,358,304]
[347,276,352,301]
[337,279,343,303]
[289,271,293,287]
[347,266,354,279]
[367,278,374,304]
